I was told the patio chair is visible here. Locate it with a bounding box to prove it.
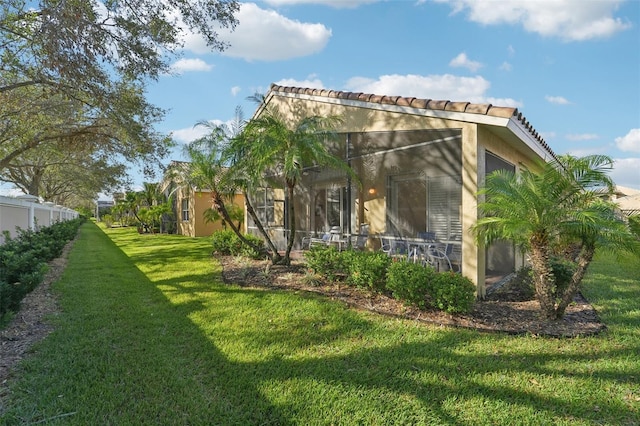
[308,232,331,248]
[417,231,436,242]
[424,242,453,272]
[329,226,348,250]
[379,235,409,260]
[353,224,369,250]
[448,243,462,272]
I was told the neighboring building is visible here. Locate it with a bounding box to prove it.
[249,84,558,296]
[160,161,245,237]
[612,185,640,217]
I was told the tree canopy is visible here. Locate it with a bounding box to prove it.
[0,0,239,205]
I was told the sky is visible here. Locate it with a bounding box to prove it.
[78,0,637,196]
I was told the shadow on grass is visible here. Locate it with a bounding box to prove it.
[4,222,637,424]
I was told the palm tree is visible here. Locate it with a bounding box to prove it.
[185,116,271,260]
[473,154,637,320]
[237,100,354,265]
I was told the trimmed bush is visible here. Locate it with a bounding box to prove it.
[0,218,83,324]
[550,256,576,300]
[211,229,266,259]
[303,246,347,281]
[346,251,391,292]
[386,261,436,309]
[430,271,476,313]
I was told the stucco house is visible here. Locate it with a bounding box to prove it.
[160,161,245,237]
[248,84,557,297]
[612,185,640,217]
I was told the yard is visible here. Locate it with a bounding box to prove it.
[1,221,638,425]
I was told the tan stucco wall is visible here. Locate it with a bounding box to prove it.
[177,189,245,238]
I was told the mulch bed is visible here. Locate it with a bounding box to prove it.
[218,255,606,338]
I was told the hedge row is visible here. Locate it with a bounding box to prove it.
[0,218,84,324]
[304,246,475,314]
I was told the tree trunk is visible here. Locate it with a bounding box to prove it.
[554,243,595,319]
[283,181,296,265]
[212,191,270,261]
[529,234,557,320]
[243,190,282,264]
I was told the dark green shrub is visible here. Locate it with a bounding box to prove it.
[211,229,243,255]
[239,233,267,260]
[511,266,535,300]
[0,219,82,322]
[386,261,436,309]
[346,251,391,292]
[550,256,576,299]
[629,215,640,239]
[430,272,476,314]
[303,246,347,281]
[211,229,266,259]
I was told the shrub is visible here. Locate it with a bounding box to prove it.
[211,229,243,256]
[629,215,640,239]
[303,246,347,281]
[386,261,436,309]
[346,251,391,292]
[240,233,267,260]
[102,214,114,228]
[550,256,576,299]
[430,272,476,313]
[511,266,535,300]
[210,229,266,259]
[0,219,82,323]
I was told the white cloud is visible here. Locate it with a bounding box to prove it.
[344,73,522,107]
[565,146,608,157]
[264,0,377,8]
[566,133,598,141]
[616,128,640,153]
[499,61,512,71]
[436,0,631,41]
[449,52,483,72]
[171,120,224,144]
[545,95,571,105]
[184,3,332,61]
[275,76,325,89]
[170,58,213,74]
[610,157,640,190]
[231,86,241,96]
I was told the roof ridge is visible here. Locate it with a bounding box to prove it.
[269,83,554,158]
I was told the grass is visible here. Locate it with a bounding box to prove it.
[1,221,638,425]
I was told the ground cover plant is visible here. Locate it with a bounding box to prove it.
[0,219,83,326]
[1,222,638,424]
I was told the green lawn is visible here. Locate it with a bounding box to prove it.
[1,221,638,425]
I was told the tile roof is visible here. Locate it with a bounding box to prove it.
[269,83,555,159]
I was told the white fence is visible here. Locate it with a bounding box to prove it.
[0,195,79,244]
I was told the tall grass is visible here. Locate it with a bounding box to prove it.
[1,222,638,425]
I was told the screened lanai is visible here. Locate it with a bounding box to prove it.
[246,84,557,296]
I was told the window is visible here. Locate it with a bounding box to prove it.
[181,199,189,221]
[253,187,284,226]
[313,186,348,233]
[388,173,461,240]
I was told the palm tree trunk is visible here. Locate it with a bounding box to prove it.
[529,234,557,320]
[554,243,595,319]
[243,190,282,264]
[283,181,296,265]
[212,191,270,261]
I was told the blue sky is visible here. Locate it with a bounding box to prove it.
[145,0,639,191]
